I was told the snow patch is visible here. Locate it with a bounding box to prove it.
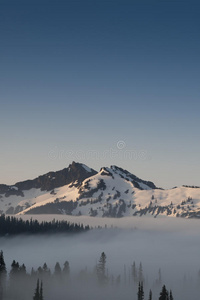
[81,164,93,173]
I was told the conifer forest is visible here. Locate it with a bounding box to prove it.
[0,249,176,300]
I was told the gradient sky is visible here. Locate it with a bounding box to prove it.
[1,0,200,189]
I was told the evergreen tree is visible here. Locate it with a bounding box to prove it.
[137,282,141,300]
[140,282,144,300]
[43,263,48,273]
[33,279,44,300]
[159,285,169,300]
[137,282,144,300]
[169,290,173,300]
[43,263,51,278]
[9,260,20,281]
[148,289,152,300]
[9,260,21,299]
[96,252,107,285]
[0,250,6,298]
[132,261,137,283]
[39,281,44,300]
[138,262,144,282]
[63,261,70,277]
[0,251,6,279]
[54,262,62,277]
[33,279,40,300]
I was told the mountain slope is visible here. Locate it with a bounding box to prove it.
[1,162,200,218]
[0,162,96,214]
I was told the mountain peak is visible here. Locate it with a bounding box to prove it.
[1,162,200,218]
[0,162,97,196]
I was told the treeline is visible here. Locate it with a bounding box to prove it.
[0,214,89,236]
[0,250,175,300]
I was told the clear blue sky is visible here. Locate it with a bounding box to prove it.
[1,0,200,188]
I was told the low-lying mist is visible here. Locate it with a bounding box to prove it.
[1,216,200,299]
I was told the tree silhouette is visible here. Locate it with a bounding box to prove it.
[138,262,144,282]
[0,251,6,299]
[137,282,144,300]
[148,289,152,300]
[159,285,169,300]
[33,279,44,300]
[63,261,70,277]
[169,290,174,300]
[33,279,40,300]
[97,252,107,284]
[132,261,137,283]
[54,262,62,276]
[39,281,44,300]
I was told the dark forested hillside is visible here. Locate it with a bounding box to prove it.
[0,214,89,236]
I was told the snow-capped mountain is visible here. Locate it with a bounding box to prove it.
[1,162,200,218]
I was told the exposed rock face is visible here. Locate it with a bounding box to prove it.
[0,162,97,195]
[0,184,13,195]
[109,165,157,189]
[25,200,78,215]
